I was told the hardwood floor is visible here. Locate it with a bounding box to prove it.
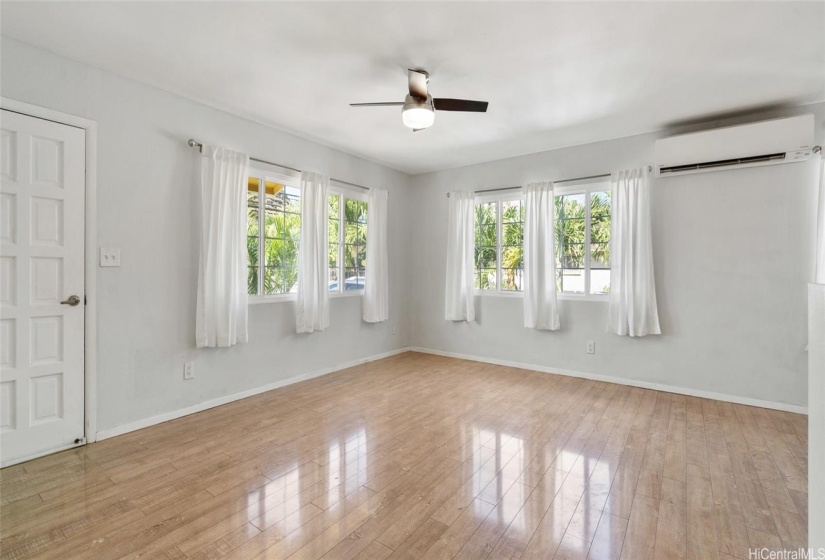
[0,352,808,559]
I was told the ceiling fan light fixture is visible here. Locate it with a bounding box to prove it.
[351,71,487,130]
[401,94,434,129]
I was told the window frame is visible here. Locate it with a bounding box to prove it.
[554,179,611,302]
[473,180,611,302]
[473,192,524,297]
[328,185,369,298]
[247,166,302,305]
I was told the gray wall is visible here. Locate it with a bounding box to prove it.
[0,37,412,433]
[2,35,819,432]
[409,104,825,409]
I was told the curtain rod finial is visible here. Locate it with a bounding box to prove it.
[188,139,200,148]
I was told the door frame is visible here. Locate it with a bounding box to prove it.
[1,97,99,449]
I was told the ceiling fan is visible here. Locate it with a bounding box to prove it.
[350,69,488,131]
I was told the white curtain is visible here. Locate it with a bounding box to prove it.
[296,171,330,333]
[608,168,661,337]
[816,157,825,284]
[196,145,249,348]
[523,182,561,330]
[364,188,389,322]
[445,191,476,321]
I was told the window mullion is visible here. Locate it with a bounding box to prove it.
[258,176,264,296]
[335,195,340,293]
[584,188,591,296]
[496,199,502,293]
[558,197,564,293]
[277,188,283,294]
[338,195,345,294]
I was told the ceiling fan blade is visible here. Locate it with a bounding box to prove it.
[408,69,429,100]
[433,98,488,112]
[350,102,405,107]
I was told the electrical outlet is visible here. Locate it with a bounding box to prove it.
[392,324,397,335]
[183,361,195,380]
[586,340,595,354]
[99,248,121,267]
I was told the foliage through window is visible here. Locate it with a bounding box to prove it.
[473,183,611,297]
[474,197,524,292]
[555,184,611,295]
[329,192,368,293]
[247,170,301,297]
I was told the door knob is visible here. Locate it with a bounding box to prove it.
[61,295,81,306]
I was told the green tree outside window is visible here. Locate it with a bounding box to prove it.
[474,190,611,294]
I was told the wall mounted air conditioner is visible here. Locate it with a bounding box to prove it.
[654,114,816,177]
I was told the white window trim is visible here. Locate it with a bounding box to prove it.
[330,182,369,203]
[475,292,610,302]
[249,293,296,304]
[474,191,524,296]
[473,181,611,302]
[247,167,301,304]
[328,185,368,297]
[557,292,609,302]
[555,180,611,301]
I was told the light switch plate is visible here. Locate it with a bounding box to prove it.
[100,248,121,267]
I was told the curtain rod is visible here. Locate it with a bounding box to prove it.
[445,167,652,197]
[187,139,369,191]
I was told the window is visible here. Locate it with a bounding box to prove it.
[328,190,368,294]
[555,182,612,296]
[474,196,524,293]
[247,169,301,298]
[472,182,611,299]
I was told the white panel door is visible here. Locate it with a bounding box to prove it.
[0,109,85,467]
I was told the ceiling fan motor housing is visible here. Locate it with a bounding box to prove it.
[402,93,435,129]
[350,68,487,130]
[403,93,433,110]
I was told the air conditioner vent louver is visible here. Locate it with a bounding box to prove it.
[659,153,786,175]
[654,115,814,177]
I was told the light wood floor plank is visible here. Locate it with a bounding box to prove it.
[619,493,659,560]
[652,477,686,560]
[586,512,628,560]
[0,352,808,560]
[685,463,718,560]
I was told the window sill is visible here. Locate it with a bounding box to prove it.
[249,291,364,304]
[249,294,296,305]
[474,290,608,302]
[475,290,522,298]
[330,291,364,298]
[558,293,609,302]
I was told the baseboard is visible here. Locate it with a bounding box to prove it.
[95,343,804,442]
[410,346,808,415]
[95,346,412,441]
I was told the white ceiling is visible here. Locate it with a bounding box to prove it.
[2,2,823,175]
